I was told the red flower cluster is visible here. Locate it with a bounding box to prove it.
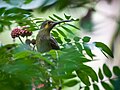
[11,28,22,38]
[11,26,32,38]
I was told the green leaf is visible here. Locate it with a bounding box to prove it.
[109,79,115,86]
[62,63,77,72]
[33,17,43,20]
[4,8,30,15]
[80,65,98,82]
[74,36,81,42]
[83,44,95,59]
[36,20,43,23]
[49,16,57,21]
[55,37,63,44]
[64,13,71,20]
[103,64,112,78]
[63,80,79,87]
[82,36,91,42]
[34,53,55,66]
[61,74,77,79]
[56,0,70,10]
[64,38,71,43]
[53,14,63,20]
[48,50,57,59]
[61,26,74,35]
[0,44,17,50]
[0,20,12,25]
[75,42,83,53]
[59,47,88,72]
[76,70,91,86]
[94,42,114,58]
[52,71,76,79]
[52,31,59,37]
[67,24,80,30]
[113,66,120,76]
[24,0,32,4]
[60,46,91,63]
[62,43,72,49]
[101,50,109,58]
[0,7,6,16]
[98,68,104,80]
[57,28,67,38]
[79,57,91,63]
[84,86,90,90]
[52,71,77,79]
[93,84,99,90]
[59,47,84,63]
[0,24,3,32]
[14,50,31,59]
[101,82,113,90]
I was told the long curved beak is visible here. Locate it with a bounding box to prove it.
[53,20,73,25]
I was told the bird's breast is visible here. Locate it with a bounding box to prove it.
[36,34,51,53]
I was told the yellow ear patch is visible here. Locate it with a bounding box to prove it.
[45,24,49,29]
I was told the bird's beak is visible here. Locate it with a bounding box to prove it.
[53,20,72,26]
[47,20,73,31]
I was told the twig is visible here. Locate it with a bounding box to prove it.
[18,36,24,45]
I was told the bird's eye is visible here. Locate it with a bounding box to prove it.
[48,21,52,24]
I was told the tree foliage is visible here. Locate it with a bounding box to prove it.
[0,1,120,90]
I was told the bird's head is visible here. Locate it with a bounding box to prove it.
[40,20,72,32]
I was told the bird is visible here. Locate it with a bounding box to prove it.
[36,20,71,53]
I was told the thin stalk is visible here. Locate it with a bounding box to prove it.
[18,36,24,45]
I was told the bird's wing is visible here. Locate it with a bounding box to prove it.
[50,36,60,50]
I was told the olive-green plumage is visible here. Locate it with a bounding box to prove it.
[36,20,71,53]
